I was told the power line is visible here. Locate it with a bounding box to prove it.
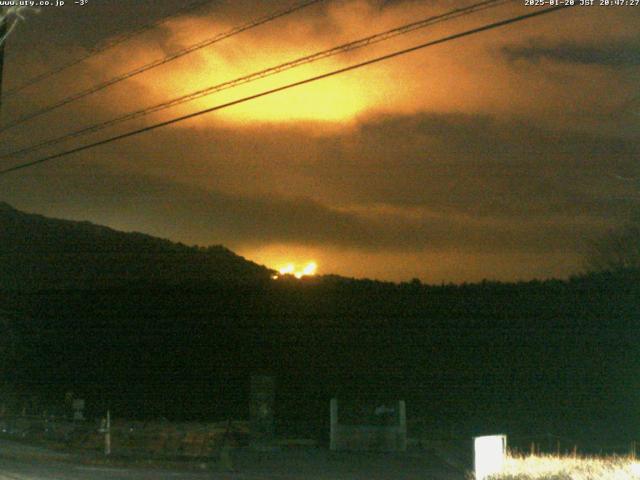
[0,5,571,177]
[0,0,324,133]
[2,0,217,98]
[0,0,510,160]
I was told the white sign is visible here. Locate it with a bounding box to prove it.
[474,434,507,480]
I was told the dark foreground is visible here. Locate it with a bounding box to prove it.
[0,440,464,480]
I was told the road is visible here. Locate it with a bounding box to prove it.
[0,456,231,480]
[0,440,465,479]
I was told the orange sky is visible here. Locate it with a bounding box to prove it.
[0,0,638,282]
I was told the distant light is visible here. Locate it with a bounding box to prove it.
[275,261,318,279]
[279,264,295,275]
[302,262,317,276]
[631,462,640,476]
[475,435,507,480]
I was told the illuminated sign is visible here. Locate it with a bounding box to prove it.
[474,434,507,480]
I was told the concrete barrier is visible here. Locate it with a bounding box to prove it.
[330,399,407,452]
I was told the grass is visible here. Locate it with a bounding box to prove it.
[485,452,640,480]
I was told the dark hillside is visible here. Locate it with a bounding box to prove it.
[1,205,638,449]
[0,202,272,289]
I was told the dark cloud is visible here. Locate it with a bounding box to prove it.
[286,113,640,218]
[6,106,636,260]
[0,161,617,257]
[503,41,640,67]
[2,107,637,270]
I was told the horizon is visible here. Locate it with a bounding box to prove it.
[3,199,623,286]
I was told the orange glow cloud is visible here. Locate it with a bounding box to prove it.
[2,1,637,285]
[79,1,496,125]
[76,1,638,133]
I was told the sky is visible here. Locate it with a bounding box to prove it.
[0,0,638,283]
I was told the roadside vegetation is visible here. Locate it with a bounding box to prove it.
[488,452,640,480]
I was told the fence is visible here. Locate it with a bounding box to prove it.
[0,414,250,457]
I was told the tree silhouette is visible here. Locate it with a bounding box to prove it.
[586,175,640,272]
[585,220,640,272]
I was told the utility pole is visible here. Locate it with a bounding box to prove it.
[0,16,8,114]
[0,10,15,117]
[98,409,112,455]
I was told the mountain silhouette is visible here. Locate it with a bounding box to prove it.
[0,202,273,290]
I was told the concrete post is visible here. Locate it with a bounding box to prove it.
[398,400,407,451]
[0,17,7,113]
[104,410,111,456]
[330,398,338,451]
[250,375,275,449]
